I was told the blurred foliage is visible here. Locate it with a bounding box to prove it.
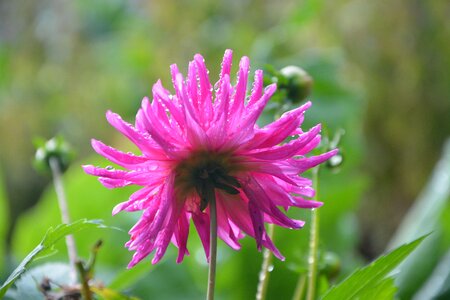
[0,168,8,274]
[0,0,449,299]
[7,262,73,299]
[333,0,450,255]
[386,139,450,299]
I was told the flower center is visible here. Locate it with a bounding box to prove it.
[174,151,242,210]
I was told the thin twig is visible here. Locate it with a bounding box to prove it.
[306,167,320,300]
[49,157,78,280]
[292,274,307,300]
[256,223,275,300]
[75,260,93,300]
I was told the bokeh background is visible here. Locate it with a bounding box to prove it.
[0,0,449,299]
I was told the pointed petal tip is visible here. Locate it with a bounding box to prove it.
[81,164,94,174]
[265,83,277,94]
[90,138,102,149]
[127,260,138,269]
[323,148,340,160]
[239,56,250,67]
[112,203,123,215]
[151,257,160,265]
[105,110,121,124]
[194,53,205,63]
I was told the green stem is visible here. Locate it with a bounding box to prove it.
[306,166,320,300]
[206,186,218,300]
[292,274,307,300]
[49,157,78,280]
[256,224,274,300]
[75,260,93,300]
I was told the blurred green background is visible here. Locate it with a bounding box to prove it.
[0,0,449,299]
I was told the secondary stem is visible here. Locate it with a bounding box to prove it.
[75,260,93,300]
[306,166,320,300]
[292,274,306,300]
[49,157,78,279]
[206,186,218,300]
[256,223,274,300]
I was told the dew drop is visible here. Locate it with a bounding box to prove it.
[268,265,274,272]
[106,166,114,170]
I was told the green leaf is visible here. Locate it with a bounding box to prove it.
[385,139,450,298]
[11,262,73,299]
[357,277,397,300]
[0,219,104,297]
[321,234,427,300]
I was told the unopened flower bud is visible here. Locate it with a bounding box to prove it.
[279,66,313,103]
[34,136,75,174]
[320,251,341,280]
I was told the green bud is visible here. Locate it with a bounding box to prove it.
[279,66,313,103]
[325,128,345,170]
[319,251,341,280]
[34,136,75,174]
[326,151,344,169]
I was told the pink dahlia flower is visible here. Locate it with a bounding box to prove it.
[83,50,337,267]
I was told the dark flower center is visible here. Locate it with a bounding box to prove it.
[174,151,242,211]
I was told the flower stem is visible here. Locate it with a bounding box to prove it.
[256,223,274,300]
[292,274,306,300]
[306,166,320,300]
[206,185,218,300]
[49,157,78,279]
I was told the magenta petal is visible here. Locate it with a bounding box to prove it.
[174,211,190,263]
[231,56,250,114]
[248,70,263,107]
[250,101,312,149]
[248,200,264,251]
[290,149,339,173]
[85,51,336,267]
[219,49,233,81]
[192,211,210,260]
[246,124,322,160]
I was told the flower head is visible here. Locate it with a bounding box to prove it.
[83,50,337,267]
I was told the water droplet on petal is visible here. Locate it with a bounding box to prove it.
[106,166,114,170]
